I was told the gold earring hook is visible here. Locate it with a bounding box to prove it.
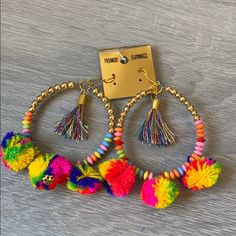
[116,50,123,58]
[138,68,163,95]
[79,80,94,93]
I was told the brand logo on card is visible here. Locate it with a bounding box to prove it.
[131,53,148,60]
[104,57,118,63]
[104,53,148,63]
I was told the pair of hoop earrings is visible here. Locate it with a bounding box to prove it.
[1,77,222,209]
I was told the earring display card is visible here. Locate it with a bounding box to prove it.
[99,45,157,99]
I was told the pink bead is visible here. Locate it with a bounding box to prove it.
[195,119,203,125]
[194,150,202,156]
[189,157,195,162]
[148,172,153,180]
[114,132,122,137]
[195,146,203,151]
[77,160,81,164]
[87,157,93,165]
[100,145,107,151]
[182,164,187,172]
[196,142,205,147]
[22,129,31,133]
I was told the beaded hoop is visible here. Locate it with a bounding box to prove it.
[99,86,222,208]
[1,81,116,193]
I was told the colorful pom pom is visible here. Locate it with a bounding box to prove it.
[141,176,179,208]
[67,163,103,194]
[0,132,35,171]
[182,156,222,191]
[98,159,135,197]
[28,154,72,190]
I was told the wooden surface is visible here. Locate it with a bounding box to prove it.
[1,1,236,235]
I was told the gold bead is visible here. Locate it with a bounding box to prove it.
[124,107,130,112]
[41,91,48,98]
[180,96,186,102]
[117,123,122,128]
[165,86,172,91]
[108,128,114,133]
[108,121,115,127]
[131,98,137,103]
[118,117,124,122]
[175,93,181,98]
[121,112,126,117]
[97,92,103,98]
[184,101,190,106]
[136,94,141,99]
[102,97,108,103]
[48,87,54,94]
[140,91,147,96]
[93,88,99,94]
[192,110,198,116]
[109,115,115,120]
[108,109,114,115]
[61,82,68,89]
[29,107,35,113]
[68,81,75,88]
[171,89,177,95]
[187,105,194,112]
[37,95,43,102]
[127,102,133,107]
[117,122,123,127]
[194,115,200,121]
[105,103,111,109]
[32,100,39,107]
[54,84,61,91]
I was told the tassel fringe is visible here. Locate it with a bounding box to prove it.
[136,99,176,146]
[54,94,88,142]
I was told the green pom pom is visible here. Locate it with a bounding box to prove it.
[1,132,35,171]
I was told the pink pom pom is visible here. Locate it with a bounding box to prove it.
[140,178,158,207]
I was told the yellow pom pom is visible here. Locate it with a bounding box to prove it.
[28,154,54,188]
[182,157,222,191]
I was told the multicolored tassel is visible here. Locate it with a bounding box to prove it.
[54,92,88,142]
[136,98,176,146]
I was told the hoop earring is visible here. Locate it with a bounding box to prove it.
[98,83,222,208]
[53,80,94,142]
[0,80,115,194]
[136,68,177,146]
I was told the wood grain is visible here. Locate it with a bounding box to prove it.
[1,0,236,235]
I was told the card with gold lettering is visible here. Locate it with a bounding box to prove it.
[99,45,157,99]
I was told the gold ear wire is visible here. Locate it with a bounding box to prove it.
[79,80,94,93]
[138,68,163,95]
[117,50,124,58]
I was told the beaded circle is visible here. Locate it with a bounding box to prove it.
[1,81,115,193]
[109,86,222,208]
